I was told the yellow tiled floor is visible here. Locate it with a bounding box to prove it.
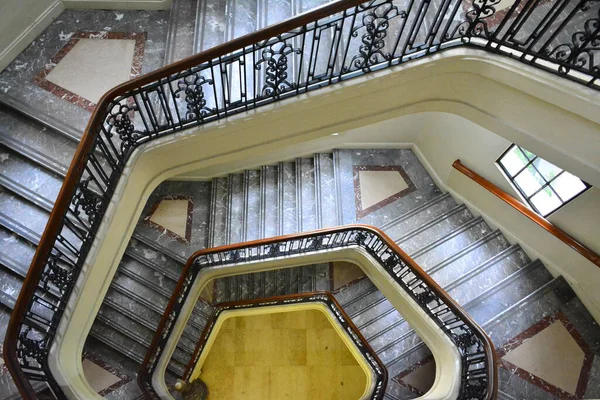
[198,310,367,399]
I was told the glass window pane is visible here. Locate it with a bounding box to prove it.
[519,147,536,161]
[550,172,587,202]
[500,146,529,176]
[530,187,562,216]
[514,166,544,196]
[532,157,562,182]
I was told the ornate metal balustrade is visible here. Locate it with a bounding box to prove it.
[4,0,598,398]
[139,226,496,400]
[173,292,387,399]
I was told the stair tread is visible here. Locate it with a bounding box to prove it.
[0,107,77,176]
[0,144,63,206]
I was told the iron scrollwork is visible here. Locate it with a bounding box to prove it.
[106,103,142,153]
[545,2,600,76]
[255,40,301,98]
[175,73,215,121]
[345,1,403,72]
[449,0,501,40]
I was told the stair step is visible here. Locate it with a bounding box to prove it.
[396,204,472,252]
[383,260,553,372]
[411,217,491,267]
[367,246,533,353]
[0,144,63,207]
[163,0,201,64]
[0,107,78,178]
[380,192,456,239]
[0,226,36,274]
[227,173,245,244]
[261,165,279,238]
[278,161,298,235]
[297,157,317,232]
[0,93,82,143]
[314,153,338,228]
[244,169,261,241]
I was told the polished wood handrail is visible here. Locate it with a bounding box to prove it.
[3,2,368,397]
[138,225,498,400]
[453,159,600,268]
[181,291,388,384]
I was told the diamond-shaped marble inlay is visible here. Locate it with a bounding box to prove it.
[353,165,416,218]
[359,170,409,209]
[503,321,584,395]
[45,39,136,104]
[82,359,122,394]
[400,359,436,394]
[146,198,192,242]
[33,31,146,111]
[498,312,595,399]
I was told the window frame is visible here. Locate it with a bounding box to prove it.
[496,144,592,217]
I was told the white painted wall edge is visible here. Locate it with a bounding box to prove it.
[0,1,64,72]
[62,0,172,10]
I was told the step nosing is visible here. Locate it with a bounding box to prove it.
[379,192,452,231]
[419,230,505,277]
[394,204,468,243]
[408,216,485,259]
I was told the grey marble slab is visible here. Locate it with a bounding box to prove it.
[119,255,177,294]
[210,177,229,247]
[298,157,316,232]
[279,161,298,235]
[164,0,200,64]
[315,153,339,228]
[0,9,168,134]
[412,219,492,269]
[262,165,279,238]
[0,226,36,272]
[227,173,245,244]
[244,169,261,241]
[127,238,183,276]
[0,144,63,205]
[470,262,555,331]
[427,234,511,287]
[397,206,473,254]
[0,107,77,170]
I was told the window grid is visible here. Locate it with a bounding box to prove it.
[496,144,591,217]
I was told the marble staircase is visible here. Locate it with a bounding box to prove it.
[0,2,598,398]
[1,101,600,398]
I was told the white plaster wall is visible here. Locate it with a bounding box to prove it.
[0,0,64,71]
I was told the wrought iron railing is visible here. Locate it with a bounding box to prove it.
[4,0,598,397]
[173,291,387,399]
[139,226,496,400]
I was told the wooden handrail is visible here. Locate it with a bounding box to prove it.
[453,159,600,267]
[138,225,498,400]
[3,1,368,398]
[180,291,388,384]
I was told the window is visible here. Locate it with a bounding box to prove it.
[496,144,591,217]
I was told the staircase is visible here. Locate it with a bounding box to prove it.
[1,97,600,398]
[1,2,599,399]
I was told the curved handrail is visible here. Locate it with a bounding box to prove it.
[5,0,598,397]
[138,225,498,400]
[181,291,388,397]
[453,159,600,267]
